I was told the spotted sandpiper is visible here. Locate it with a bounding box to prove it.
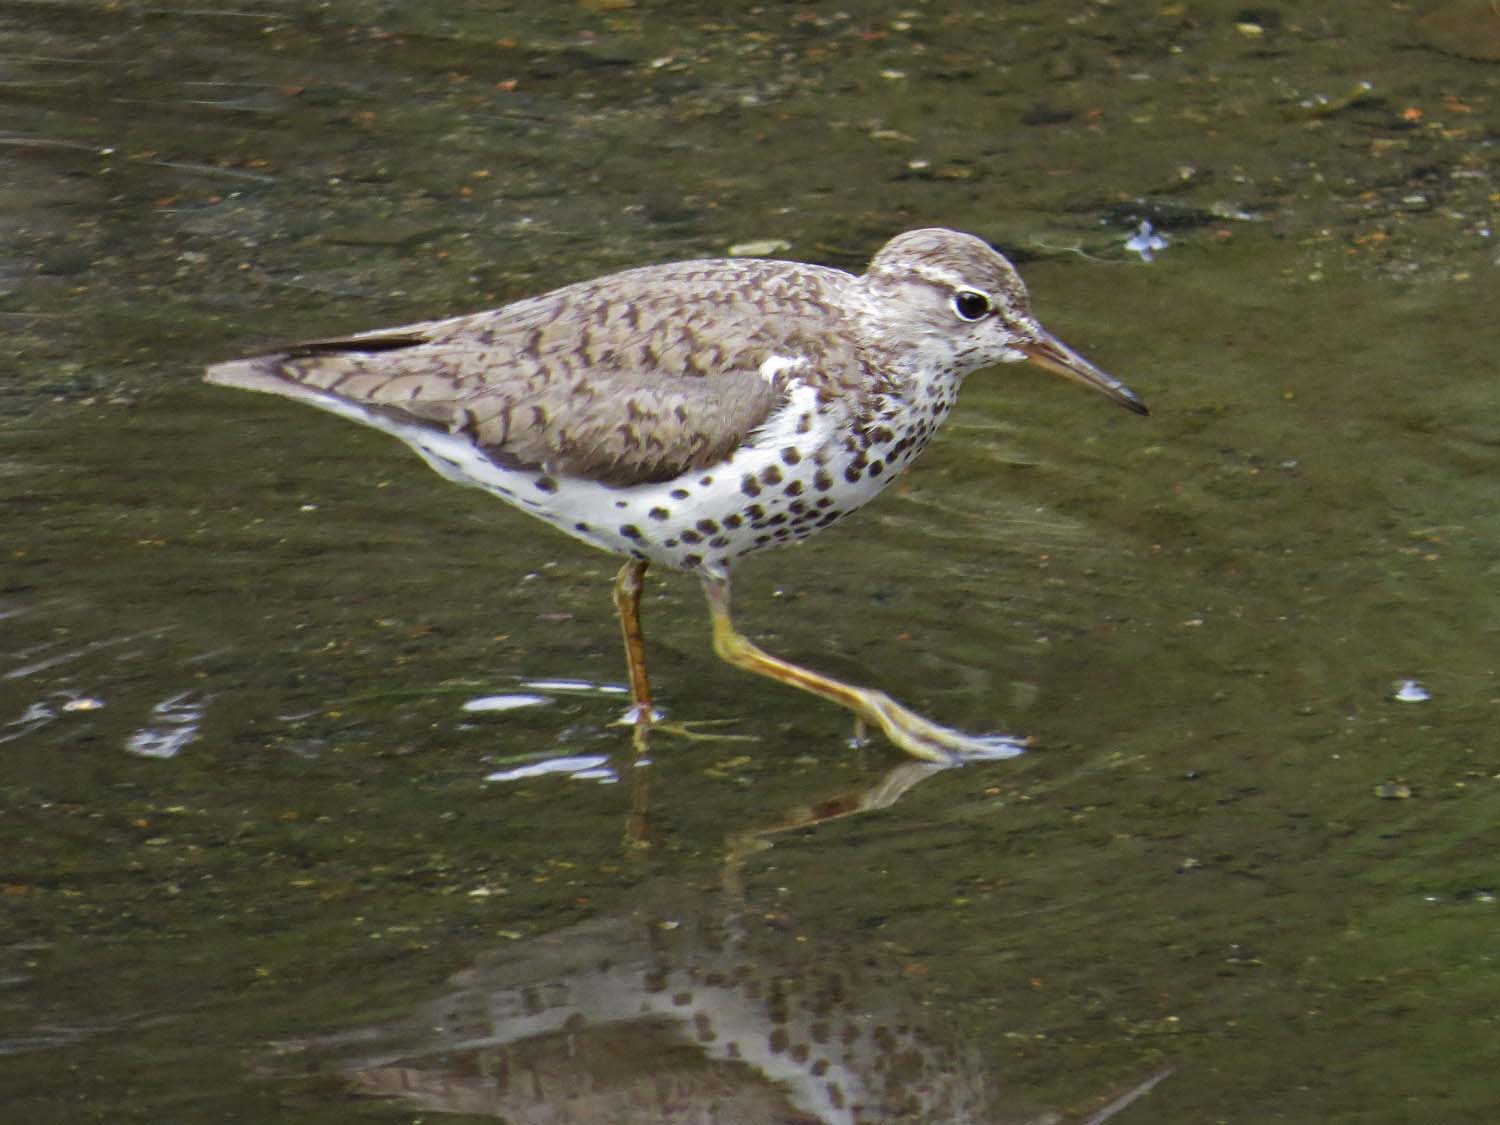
[207,228,1146,763]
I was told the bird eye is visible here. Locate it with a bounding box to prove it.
[952,289,991,321]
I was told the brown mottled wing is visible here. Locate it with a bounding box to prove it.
[206,257,858,485]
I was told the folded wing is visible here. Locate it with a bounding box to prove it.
[207,257,858,486]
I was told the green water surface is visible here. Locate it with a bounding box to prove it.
[3,2,1499,1121]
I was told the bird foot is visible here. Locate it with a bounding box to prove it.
[653,719,760,743]
[857,691,1030,765]
[612,707,759,743]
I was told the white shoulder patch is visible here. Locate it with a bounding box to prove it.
[757,353,809,385]
[749,379,828,451]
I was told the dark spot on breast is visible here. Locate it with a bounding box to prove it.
[649,506,670,521]
[745,504,765,520]
[619,524,643,541]
[871,426,895,444]
[671,488,690,500]
[615,500,629,509]
[788,499,806,515]
[754,534,772,546]
[741,474,762,497]
[760,464,783,486]
[574,521,591,532]
[796,412,814,434]
[844,465,862,483]
[680,529,703,544]
[698,475,714,487]
[815,496,834,509]
[813,468,833,492]
[696,519,719,534]
[663,537,679,548]
[723,514,743,529]
[780,447,802,466]
[765,513,787,526]
[784,480,803,497]
[869,460,884,477]
[708,535,731,548]
[683,552,703,568]
[534,476,559,493]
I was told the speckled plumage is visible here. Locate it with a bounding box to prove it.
[207,229,1140,579]
[208,228,1146,763]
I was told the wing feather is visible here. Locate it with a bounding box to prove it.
[207,257,859,485]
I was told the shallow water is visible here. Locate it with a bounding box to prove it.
[4,3,1500,1121]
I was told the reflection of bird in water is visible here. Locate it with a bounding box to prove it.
[272,765,1171,1123]
[339,892,990,1122]
[282,886,1011,1121]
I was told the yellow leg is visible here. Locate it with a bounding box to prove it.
[613,559,655,723]
[610,561,756,745]
[701,574,1025,764]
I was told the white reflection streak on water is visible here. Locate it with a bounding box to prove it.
[0,700,56,745]
[520,678,629,695]
[4,627,171,680]
[124,691,208,759]
[483,754,617,784]
[461,694,551,713]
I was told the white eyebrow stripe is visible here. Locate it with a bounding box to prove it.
[907,263,972,291]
